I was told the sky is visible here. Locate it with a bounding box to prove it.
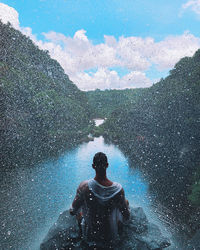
[0,0,200,90]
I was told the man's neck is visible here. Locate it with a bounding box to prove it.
[94,174,113,187]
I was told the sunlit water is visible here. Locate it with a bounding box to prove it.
[1,136,180,250]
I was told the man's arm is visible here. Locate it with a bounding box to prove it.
[118,188,130,221]
[70,181,87,216]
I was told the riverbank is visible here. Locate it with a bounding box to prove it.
[1,125,94,172]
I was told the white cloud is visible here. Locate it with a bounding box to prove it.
[0,3,20,29]
[40,31,200,89]
[40,30,119,75]
[74,29,89,41]
[182,0,200,15]
[121,71,151,89]
[71,68,151,91]
[1,3,200,90]
[149,32,200,69]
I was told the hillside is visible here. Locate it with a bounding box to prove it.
[86,88,146,118]
[101,50,200,226]
[0,21,92,168]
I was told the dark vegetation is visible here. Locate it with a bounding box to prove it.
[0,21,93,169]
[89,51,200,231]
[86,88,146,118]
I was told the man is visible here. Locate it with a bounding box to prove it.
[70,152,130,248]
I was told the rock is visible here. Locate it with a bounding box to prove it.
[129,207,148,233]
[40,210,81,250]
[115,207,170,250]
[40,207,171,250]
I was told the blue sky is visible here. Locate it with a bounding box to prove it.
[2,0,200,41]
[0,0,200,90]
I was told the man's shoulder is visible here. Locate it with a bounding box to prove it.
[78,180,89,191]
[112,182,124,198]
[113,181,123,190]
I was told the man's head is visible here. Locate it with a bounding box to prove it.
[92,152,108,175]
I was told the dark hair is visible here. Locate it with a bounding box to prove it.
[93,152,108,172]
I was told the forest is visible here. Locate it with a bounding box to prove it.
[0,21,92,169]
[86,88,146,118]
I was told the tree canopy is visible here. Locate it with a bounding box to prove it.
[0,21,92,168]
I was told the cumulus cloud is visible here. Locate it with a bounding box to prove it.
[182,0,200,15]
[1,3,200,90]
[41,30,119,74]
[70,69,151,91]
[115,34,200,70]
[0,3,20,29]
[149,32,200,69]
[39,31,200,89]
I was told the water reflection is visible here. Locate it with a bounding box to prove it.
[94,118,105,126]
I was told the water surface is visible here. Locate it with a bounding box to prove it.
[94,118,105,126]
[0,136,176,250]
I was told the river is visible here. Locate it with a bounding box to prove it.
[0,131,180,249]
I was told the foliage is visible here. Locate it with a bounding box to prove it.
[0,21,92,168]
[86,88,146,118]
